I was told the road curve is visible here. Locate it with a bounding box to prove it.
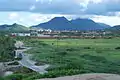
[15,41,49,74]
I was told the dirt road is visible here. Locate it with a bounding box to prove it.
[15,41,49,74]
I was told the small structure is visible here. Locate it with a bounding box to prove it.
[15,50,23,59]
[15,41,24,49]
[11,33,30,37]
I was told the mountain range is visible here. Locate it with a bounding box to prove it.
[33,17,111,30]
[0,17,120,32]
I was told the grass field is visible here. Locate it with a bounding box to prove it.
[17,38,120,79]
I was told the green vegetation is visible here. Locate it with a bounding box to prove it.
[8,23,29,33]
[0,23,29,32]
[4,37,120,80]
[20,38,120,79]
[7,61,19,65]
[4,74,25,80]
[0,36,15,62]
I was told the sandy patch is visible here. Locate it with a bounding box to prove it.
[38,73,120,80]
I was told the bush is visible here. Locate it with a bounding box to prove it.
[115,47,120,50]
[15,58,22,60]
[83,47,91,49]
[95,50,102,53]
[4,74,23,80]
[57,51,67,56]
[24,69,85,80]
[35,62,45,66]
[8,61,19,65]
[0,77,4,80]
[66,48,75,51]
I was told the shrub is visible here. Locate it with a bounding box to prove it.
[57,51,67,56]
[8,61,19,65]
[4,74,23,80]
[35,62,45,66]
[0,77,4,80]
[15,58,22,60]
[83,47,91,49]
[66,48,75,51]
[95,50,102,53]
[115,47,120,50]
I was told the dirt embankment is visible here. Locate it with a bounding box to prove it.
[39,73,120,80]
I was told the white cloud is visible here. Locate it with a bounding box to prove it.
[90,0,102,4]
[114,12,120,17]
[9,13,19,20]
[30,14,48,22]
[75,0,102,5]
[19,18,24,22]
[36,0,40,2]
[2,12,120,27]
[29,13,69,23]
[48,0,53,4]
[8,12,25,24]
[91,15,120,26]
[30,5,36,11]
[75,0,102,12]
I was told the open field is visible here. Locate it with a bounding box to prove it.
[24,38,120,73]
[8,37,120,80]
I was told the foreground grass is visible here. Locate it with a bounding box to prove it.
[6,37,120,80]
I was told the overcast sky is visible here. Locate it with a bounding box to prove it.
[0,0,120,26]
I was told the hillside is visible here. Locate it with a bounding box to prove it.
[108,25,120,31]
[0,23,29,32]
[105,25,120,34]
[33,17,111,30]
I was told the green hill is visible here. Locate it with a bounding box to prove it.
[0,23,29,32]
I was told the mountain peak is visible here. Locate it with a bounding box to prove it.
[51,17,68,21]
[12,23,19,26]
[32,17,111,30]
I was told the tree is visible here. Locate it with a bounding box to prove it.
[0,36,15,62]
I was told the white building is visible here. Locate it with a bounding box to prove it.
[11,33,30,37]
[37,34,50,37]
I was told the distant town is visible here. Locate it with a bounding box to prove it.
[10,27,113,39]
